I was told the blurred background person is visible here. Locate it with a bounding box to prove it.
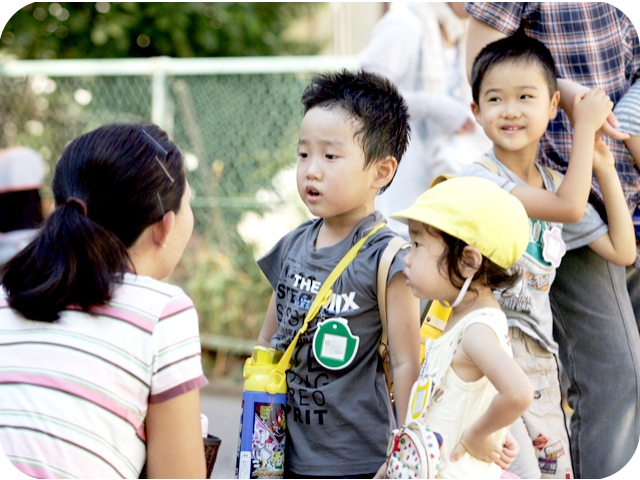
[358,2,491,238]
[0,146,45,267]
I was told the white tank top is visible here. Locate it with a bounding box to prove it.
[418,308,512,479]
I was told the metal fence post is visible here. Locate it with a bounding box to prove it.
[151,56,169,131]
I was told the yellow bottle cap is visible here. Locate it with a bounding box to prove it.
[251,345,281,366]
[243,346,287,394]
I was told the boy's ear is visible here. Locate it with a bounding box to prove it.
[372,155,398,189]
[549,91,560,120]
[459,245,483,278]
[471,102,481,122]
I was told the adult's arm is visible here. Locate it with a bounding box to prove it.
[402,91,475,134]
[465,17,508,83]
[145,389,206,479]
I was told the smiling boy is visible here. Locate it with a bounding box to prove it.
[458,35,636,478]
[255,70,420,478]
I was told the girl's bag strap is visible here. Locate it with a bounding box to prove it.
[266,222,387,394]
[377,236,410,401]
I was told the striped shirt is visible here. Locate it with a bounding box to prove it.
[614,81,640,136]
[0,273,208,479]
[467,2,640,264]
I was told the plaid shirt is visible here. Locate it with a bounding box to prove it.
[467,2,640,263]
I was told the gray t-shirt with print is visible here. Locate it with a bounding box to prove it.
[458,151,608,354]
[257,212,407,476]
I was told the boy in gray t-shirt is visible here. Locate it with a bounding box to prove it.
[255,70,420,478]
[459,36,635,479]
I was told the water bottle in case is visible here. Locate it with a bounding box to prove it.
[236,346,287,479]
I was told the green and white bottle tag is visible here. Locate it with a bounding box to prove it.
[312,317,359,370]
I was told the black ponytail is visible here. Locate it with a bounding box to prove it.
[1,205,129,321]
[1,123,185,322]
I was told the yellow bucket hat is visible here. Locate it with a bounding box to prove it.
[390,176,529,269]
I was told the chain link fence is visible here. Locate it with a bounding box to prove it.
[0,56,358,354]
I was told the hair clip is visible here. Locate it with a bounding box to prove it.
[154,156,175,183]
[157,191,165,216]
[143,129,168,155]
[143,130,175,184]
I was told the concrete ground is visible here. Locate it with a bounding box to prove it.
[200,381,243,479]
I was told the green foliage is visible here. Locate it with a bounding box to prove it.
[170,231,273,340]
[1,2,323,59]
[0,75,152,192]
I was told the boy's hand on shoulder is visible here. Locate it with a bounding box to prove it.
[572,88,614,134]
[450,426,502,465]
[558,79,629,140]
[592,138,615,173]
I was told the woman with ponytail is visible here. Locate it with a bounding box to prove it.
[0,123,207,478]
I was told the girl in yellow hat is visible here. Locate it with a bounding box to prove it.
[389,176,533,479]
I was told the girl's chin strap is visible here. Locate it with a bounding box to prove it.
[450,275,473,308]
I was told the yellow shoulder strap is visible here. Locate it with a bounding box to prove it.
[266,222,386,394]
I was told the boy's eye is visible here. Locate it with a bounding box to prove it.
[325,154,337,160]
[521,94,532,99]
[413,241,420,249]
[298,152,307,159]
[487,97,501,103]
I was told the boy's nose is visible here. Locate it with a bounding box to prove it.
[305,158,322,179]
[502,101,521,118]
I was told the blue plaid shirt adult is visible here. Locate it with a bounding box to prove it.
[466,2,640,264]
